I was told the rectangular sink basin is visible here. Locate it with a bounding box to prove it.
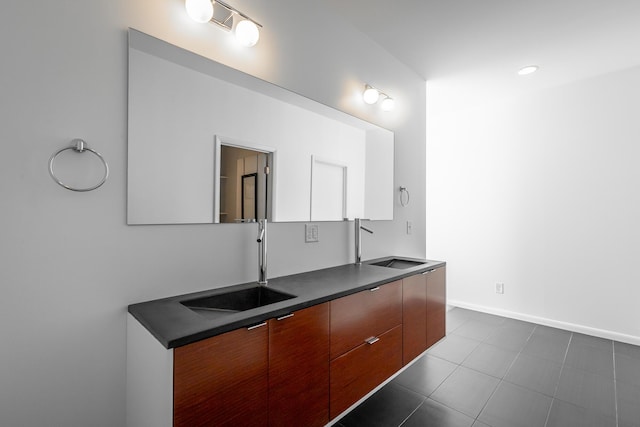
[181,286,296,314]
[368,258,427,269]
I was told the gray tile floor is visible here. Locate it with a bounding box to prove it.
[336,308,640,427]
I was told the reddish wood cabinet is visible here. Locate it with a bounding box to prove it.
[402,266,447,364]
[329,280,403,418]
[268,303,329,427]
[173,303,330,427]
[173,323,269,427]
[402,273,428,365]
[330,325,403,418]
[426,266,447,348]
[171,268,445,426]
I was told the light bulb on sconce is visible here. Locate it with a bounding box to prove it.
[235,19,260,47]
[380,96,395,112]
[185,0,214,23]
[185,0,262,47]
[362,85,380,104]
[362,84,395,112]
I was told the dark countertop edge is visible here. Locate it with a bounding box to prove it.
[128,257,446,349]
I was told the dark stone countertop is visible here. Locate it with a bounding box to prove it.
[128,256,446,349]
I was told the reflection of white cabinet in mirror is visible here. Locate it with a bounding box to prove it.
[127,29,394,224]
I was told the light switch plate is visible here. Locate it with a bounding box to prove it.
[305,224,319,243]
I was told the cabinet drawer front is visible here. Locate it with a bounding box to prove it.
[330,280,402,359]
[174,326,269,427]
[329,325,403,419]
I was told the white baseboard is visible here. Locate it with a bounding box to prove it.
[448,299,640,346]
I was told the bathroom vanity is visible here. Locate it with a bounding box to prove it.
[127,257,446,427]
[124,28,437,427]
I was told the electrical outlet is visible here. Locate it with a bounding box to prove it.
[406,221,412,235]
[495,283,504,294]
[305,224,319,243]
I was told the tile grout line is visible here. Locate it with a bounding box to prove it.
[396,396,427,427]
[427,315,491,423]
[465,320,538,425]
[501,323,538,380]
[542,331,573,427]
[394,341,470,426]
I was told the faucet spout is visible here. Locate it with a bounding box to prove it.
[355,218,373,265]
[257,219,268,285]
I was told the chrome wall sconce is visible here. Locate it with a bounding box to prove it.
[185,0,262,47]
[362,84,395,112]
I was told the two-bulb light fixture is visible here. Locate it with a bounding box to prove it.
[362,84,395,112]
[185,0,262,47]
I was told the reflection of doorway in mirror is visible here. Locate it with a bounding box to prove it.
[215,136,274,223]
[311,156,347,221]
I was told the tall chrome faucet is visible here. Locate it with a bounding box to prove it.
[355,218,374,265]
[257,219,268,285]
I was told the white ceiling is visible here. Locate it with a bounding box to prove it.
[330,0,640,111]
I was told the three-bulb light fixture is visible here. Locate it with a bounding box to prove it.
[362,84,395,112]
[185,0,261,47]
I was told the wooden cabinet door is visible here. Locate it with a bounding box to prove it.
[426,266,447,348]
[173,324,269,427]
[330,280,402,359]
[269,303,330,427]
[402,273,428,365]
[329,325,403,419]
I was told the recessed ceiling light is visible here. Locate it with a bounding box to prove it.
[518,65,539,76]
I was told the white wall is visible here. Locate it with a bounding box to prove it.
[427,65,640,343]
[0,1,426,426]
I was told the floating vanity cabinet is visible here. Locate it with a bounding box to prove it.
[127,260,447,427]
[173,324,269,427]
[268,303,330,427]
[402,273,428,365]
[426,266,447,348]
[329,280,403,418]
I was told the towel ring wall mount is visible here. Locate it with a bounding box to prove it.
[399,186,410,207]
[48,139,109,192]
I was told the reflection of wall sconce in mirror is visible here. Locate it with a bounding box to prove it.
[185,0,262,47]
[399,186,410,207]
[362,84,395,112]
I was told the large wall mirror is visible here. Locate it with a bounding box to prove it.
[127,29,394,224]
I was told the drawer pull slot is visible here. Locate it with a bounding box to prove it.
[364,336,380,345]
[247,322,267,330]
[369,287,380,292]
[276,313,295,321]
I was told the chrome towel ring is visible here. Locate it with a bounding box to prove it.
[399,186,410,207]
[48,139,109,192]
